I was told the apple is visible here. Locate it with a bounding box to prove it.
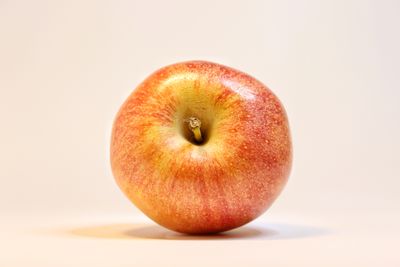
[110,61,292,234]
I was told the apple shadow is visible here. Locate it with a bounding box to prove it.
[66,222,328,241]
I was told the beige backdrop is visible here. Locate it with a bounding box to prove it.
[1,0,399,266]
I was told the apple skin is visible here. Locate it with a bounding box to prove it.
[110,61,292,234]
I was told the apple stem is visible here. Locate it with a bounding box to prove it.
[187,117,203,143]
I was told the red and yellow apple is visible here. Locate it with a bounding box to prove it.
[110,61,292,234]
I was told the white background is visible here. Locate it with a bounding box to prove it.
[1,0,399,266]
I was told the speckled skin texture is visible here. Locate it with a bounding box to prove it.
[110,61,292,234]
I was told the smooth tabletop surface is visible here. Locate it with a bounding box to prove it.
[2,210,399,267]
